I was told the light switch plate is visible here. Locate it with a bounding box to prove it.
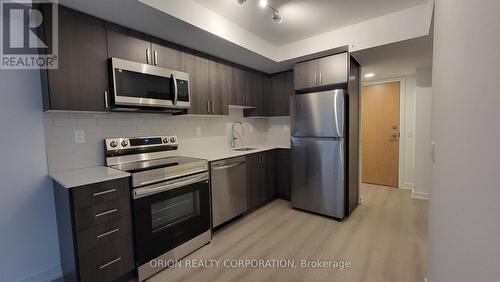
[195,127,202,137]
[74,129,85,144]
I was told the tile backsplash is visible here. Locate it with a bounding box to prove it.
[43,109,290,172]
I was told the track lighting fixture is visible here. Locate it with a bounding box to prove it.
[236,0,284,24]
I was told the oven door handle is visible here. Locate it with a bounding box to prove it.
[133,172,208,199]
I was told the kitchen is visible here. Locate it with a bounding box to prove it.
[4,1,498,282]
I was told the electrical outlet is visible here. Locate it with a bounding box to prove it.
[74,129,85,144]
[196,127,202,137]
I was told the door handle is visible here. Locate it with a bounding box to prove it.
[212,161,245,171]
[92,188,116,197]
[153,50,158,66]
[212,100,215,113]
[207,101,211,113]
[319,73,322,84]
[314,74,317,85]
[171,74,178,105]
[94,208,118,218]
[146,48,151,64]
[104,91,109,109]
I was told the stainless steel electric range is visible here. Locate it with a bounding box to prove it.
[105,135,211,281]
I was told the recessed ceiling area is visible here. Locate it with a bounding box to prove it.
[352,35,433,82]
[193,0,428,45]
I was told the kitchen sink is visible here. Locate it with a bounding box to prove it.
[233,147,257,151]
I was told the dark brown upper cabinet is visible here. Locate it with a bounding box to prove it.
[229,66,246,106]
[41,6,109,111]
[183,52,211,115]
[151,39,184,71]
[270,71,294,116]
[208,60,230,115]
[106,24,152,65]
[294,52,348,91]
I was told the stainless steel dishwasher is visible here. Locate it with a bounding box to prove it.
[210,156,247,228]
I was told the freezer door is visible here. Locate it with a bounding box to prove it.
[291,137,345,218]
[291,89,345,138]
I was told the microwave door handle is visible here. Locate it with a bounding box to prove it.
[172,74,178,105]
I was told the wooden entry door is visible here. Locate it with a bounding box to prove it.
[361,82,400,187]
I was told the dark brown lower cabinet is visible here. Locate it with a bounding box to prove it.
[274,149,291,200]
[246,151,276,212]
[53,178,134,282]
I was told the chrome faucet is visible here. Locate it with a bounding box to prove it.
[231,121,245,149]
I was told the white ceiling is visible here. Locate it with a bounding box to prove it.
[193,0,428,45]
[353,35,433,82]
[58,0,433,73]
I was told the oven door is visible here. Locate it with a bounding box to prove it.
[110,58,190,109]
[132,172,210,265]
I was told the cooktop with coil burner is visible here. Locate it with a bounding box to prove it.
[105,135,208,188]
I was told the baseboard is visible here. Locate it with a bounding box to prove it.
[412,190,429,200]
[13,264,61,282]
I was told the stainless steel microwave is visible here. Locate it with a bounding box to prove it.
[109,58,190,111]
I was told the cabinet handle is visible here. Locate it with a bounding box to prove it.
[94,208,118,218]
[153,50,158,65]
[146,49,151,64]
[99,257,122,270]
[212,100,215,113]
[207,101,211,113]
[92,189,116,197]
[104,91,109,109]
[314,74,317,85]
[319,73,322,84]
[96,228,120,239]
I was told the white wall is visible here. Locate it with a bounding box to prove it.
[414,67,433,199]
[429,0,500,281]
[0,69,61,281]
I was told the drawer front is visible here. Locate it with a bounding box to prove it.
[72,178,130,209]
[79,235,134,282]
[74,197,130,231]
[77,216,132,253]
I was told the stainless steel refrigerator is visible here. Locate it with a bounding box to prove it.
[290,89,347,219]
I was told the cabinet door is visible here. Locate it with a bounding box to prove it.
[260,76,272,116]
[294,60,318,90]
[106,24,152,64]
[244,71,260,107]
[270,71,293,116]
[230,67,245,106]
[318,52,348,86]
[183,52,211,115]
[151,39,184,71]
[246,153,264,212]
[263,151,275,201]
[46,6,109,111]
[274,149,291,199]
[208,60,230,115]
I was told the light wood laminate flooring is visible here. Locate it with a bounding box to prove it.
[150,184,428,282]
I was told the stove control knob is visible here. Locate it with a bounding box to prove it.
[121,140,128,147]
[170,137,176,143]
[109,141,118,148]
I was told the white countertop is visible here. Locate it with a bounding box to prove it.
[181,144,290,162]
[49,166,131,189]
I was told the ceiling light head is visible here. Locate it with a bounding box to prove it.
[272,10,283,23]
[364,73,375,78]
[258,0,268,9]
[237,0,247,5]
